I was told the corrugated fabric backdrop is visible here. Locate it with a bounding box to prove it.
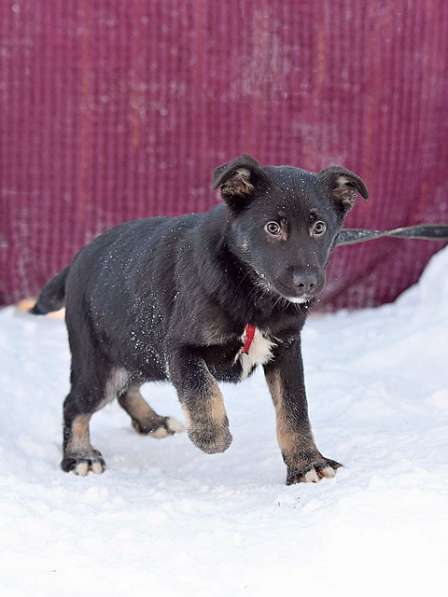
[1,0,447,310]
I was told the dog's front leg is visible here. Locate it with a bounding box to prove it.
[264,339,342,484]
[168,347,232,454]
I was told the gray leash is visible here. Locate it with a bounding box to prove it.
[335,224,448,246]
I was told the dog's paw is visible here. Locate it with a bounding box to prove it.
[131,416,184,438]
[286,457,342,485]
[61,450,106,476]
[188,425,233,454]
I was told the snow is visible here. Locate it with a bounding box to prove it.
[1,247,447,597]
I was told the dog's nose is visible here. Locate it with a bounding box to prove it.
[292,271,320,295]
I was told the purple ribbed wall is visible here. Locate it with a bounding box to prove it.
[1,1,447,309]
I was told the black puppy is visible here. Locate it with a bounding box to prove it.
[32,155,368,484]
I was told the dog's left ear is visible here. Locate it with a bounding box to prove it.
[212,154,268,210]
[317,166,368,212]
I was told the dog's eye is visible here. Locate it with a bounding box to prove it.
[265,221,281,236]
[311,220,327,237]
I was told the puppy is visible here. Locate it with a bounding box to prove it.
[32,155,368,484]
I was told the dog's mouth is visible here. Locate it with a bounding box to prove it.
[283,294,310,304]
[270,282,319,305]
[275,277,327,304]
[250,268,321,305]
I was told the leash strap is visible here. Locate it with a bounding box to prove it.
[335,224,448,246]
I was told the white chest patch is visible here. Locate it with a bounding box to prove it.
[236,328,276,380]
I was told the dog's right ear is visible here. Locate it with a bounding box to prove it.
[212,155,268,210]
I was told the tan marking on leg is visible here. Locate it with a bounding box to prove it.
[183,382,227,432]
[62,413,106,475]
[182,378,232,454]
[209,384,227,427]
[122,384,160,421]
[66,414,92,453]
[265,369,316,466]
[265,370,298,461]
[120,384,184,437]
[266,368,339,484]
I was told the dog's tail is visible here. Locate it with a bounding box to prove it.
[30,266,70,315]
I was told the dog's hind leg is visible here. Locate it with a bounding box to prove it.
[62,389,107,476]
[118,384,184,438]
[61,366,129,476]
[61,406,104,476]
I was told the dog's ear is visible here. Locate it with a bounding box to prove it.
[212,155,268,209]
[318,166,368,212]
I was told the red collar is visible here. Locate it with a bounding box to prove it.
[242,324,256,354]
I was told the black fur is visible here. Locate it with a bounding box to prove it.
[31,266,69,314]
[33,155,368,483]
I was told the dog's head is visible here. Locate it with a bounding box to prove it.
[213,154,368,304]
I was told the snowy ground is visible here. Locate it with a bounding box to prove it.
[1,248,447,597]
